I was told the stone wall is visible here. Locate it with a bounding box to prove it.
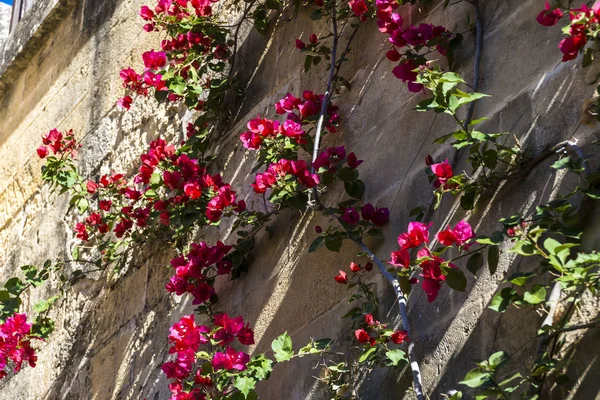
[0,0,598,399]
[0,3,10,48]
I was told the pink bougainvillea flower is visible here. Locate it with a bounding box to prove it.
[36,146,48,158]
[349,0,368,17]
[364,314,379,326]
[167,315,209,353]
[391,330,409,344]
[213,313,244,346]
[211,347,250,371]
[117,95,133,110]
[536,1,563,26]
[347,152,363,168]
[392,60,423,92]
[402,23,434,46]
[390,249,410,269]
[334,270,348,284]
[142,49,167,70]
[86,180,99,194]
[397,221,432,250]
[559,34,586,61]
[275,93,301,114]
[341,207,360,225]
[139,5,155,20]
[437,220,475,247]
[237,324,255,345]
[372,207,390,226]
[354,328,371,343]
[361,203,376,220]
[452,220,474,246]
[431,159,453,188]
[386,48,401,62]
[417,248,453,302]
[75,222,89,241]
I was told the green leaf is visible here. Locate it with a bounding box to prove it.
[523,285,546,305]
[488,246,499,275]
[344,179,365,199]
[385,349,408,366]
[308,236,324,253]
[4,277,25,295]
[271,332,294,362]
[460,368,491,388]
[489,287,520,313]
[460,188,477,210]
[337,167,359,182]
[488,351,508,368]
[583,47,594,68]
[325,236,342,252]
[304,55,313,73]
[30,316,55,339]
[505,272,535,286]
[341,307,361,319]
[358,346,377,363]
[476,232,504,245]
[466,253,484,276]
[309,8,323,20]
[445,267,467,291]
[509,240,536,256]
[234,376,257,398]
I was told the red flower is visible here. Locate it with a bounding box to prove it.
[436,220,474,247]
[36,146,48,158]
[75,223,89,241]
[139,5,155,20]
[334,270,348,284]
[559,34,586,62]
[392,60,423,92]
[309,34,318,44]
[390,249,410,268]
[86,180,99,194]
[386,48,401,61]
[117,95,133,110]
[364,261,373,271]
[213,314,244,346]
[142,49,167,70]
[364,314,379,326]
[536,1,563,26]
[341,207,360,225]
[354,328,371,343]
[295,39,306,49]
[349,0,368,17]
[212,347,250,371]
[431,159,453,187]
[99,200,112,211]
[397,221,431,250]
[391,330,408,344]
[349,262,361,272]
[347,152,363,168]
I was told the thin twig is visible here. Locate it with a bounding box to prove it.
[228,1,257,84]
[308,1,338,209]
[548,318,600,337]
[304,3,424,397]
[461,0,483,132]
[354,238,425,400]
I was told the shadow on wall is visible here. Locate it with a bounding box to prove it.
[0,0,120,147]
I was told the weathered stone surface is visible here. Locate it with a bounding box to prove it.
[0,0,598,399]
